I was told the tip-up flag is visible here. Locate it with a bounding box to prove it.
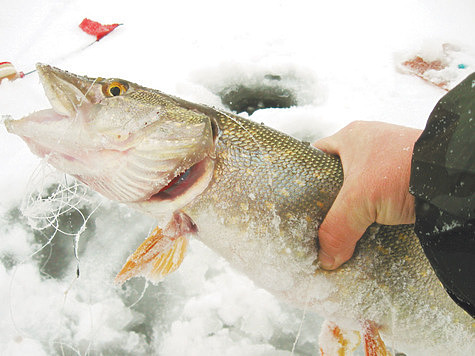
[79,18,120,41]
[1,19,122,84]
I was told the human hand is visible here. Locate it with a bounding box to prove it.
[313,121,422,270]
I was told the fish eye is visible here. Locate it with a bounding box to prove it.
[106,81,128,97]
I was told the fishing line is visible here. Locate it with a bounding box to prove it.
[21,41,100,78]
[53,341,81,356]
[291,287,311,355]
[126,279,150,308]
[6,167,68,341]
[83,290,100,356]
[8,162,100,343]
[72,198,102,279]
[22,174,91,240]
[26,76,101,277]
[38,237,54,274]
[56,76,98,147]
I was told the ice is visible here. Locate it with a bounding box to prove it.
[1,0,474,355]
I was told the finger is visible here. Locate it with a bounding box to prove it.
[312,135,340,155]
[317,186,372,270]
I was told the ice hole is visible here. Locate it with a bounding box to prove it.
[219,75,298,115]
[191,63,322,115]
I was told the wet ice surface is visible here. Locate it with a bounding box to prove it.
[1,0,474,355]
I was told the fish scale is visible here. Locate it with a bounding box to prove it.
[192,110,343,233]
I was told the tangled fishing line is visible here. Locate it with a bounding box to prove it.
[21,160,101,276]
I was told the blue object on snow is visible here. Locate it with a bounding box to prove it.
[458,64,466,69]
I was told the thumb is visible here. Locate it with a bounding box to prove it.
[313,135,340,156]
[317,184,372,270]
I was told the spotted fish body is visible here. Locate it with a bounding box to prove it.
[182,111,473,354]
[5,64,474,355]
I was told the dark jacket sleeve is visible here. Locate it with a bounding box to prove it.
[410,72,475,317]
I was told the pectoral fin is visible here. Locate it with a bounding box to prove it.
[362,321,391,356]
[318,319,360,356]
[318,320,390,356]
[114,211,197,285]
[148,233,188,281]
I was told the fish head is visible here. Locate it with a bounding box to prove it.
[5,64,216,214]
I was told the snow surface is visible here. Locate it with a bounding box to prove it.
[0,0,474,355]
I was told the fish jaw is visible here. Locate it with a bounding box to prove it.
[5,64,217,208]
[34,63,97,117]
[5,101,105,178]
[5,63,108,162]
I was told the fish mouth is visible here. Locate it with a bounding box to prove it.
[4,63,93,150]
[4,64,101,175]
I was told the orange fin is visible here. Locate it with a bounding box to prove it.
[148,234,188,281]
[318,319,360,356]
[362,321,391,356]
[114,211,197,285]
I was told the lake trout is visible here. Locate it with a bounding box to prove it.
[5,64,474,355]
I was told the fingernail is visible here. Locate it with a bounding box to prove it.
[319,250,335,270]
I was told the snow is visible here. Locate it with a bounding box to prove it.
[0,0,474,355]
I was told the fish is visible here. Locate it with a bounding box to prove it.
[5,64,474,355]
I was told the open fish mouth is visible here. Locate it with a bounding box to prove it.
[4,64,98,172]
[5,64,216,212]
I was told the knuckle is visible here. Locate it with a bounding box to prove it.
[346,120,365,131]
